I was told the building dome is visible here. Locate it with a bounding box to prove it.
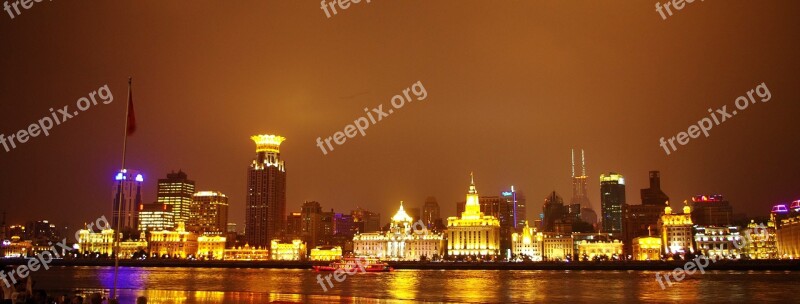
[392,201,413,223]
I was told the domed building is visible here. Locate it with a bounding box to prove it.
[353,202,445,261]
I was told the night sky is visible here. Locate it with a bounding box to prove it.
[1,1,799,232]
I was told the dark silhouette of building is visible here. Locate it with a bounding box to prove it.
[422,197,442,230]
[543,191,567,232]
[600,172,626,233]
[690,195,733,226]
[641,171,669,206]
[245,135,287,248]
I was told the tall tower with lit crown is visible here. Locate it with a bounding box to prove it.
[112,169,144,237]
[446,173,501,258]
[245,134,287,247]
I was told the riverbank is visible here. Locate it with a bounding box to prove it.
[2,258,799,271]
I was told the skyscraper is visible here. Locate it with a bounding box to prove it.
[641,171,669,206]
[542,191,566,232]
[112,169,144,236]
[600,172,625,233]
[246,134,287,247]
[138,203,175,232]
[500,186,526,229]
[422,197,441,230]
[570,149,591,207]
[190,191,229,234]
[157,170,196,227]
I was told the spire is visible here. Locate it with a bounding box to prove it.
[468,172,477,194]
[581,149,586,176]
[571,149,575,178]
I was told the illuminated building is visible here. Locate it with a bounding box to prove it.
[771,204,790,228]
[447,174,501,259]
[223,244,269,260]
[577,239,623,260]
[1,236,33,258]
[310,246,342,261]
[570,149,592,207]
[600,172,625,233]
[286,212,303,236]
[118,236,148,258]
[190,191,229,234]
[541,233,573,261]
[694,226,742,259]
[157,170,196,228]
[198,235,226,260]
[658,201,694,256]
[456,196,502,219]
[6,225,25,239]
[148,223,198,258]
[246,134,287,248]
[353,202,445,260]
[112,169,144,235]
[511,221,543,261]
[422,196,442,230]
[500,186,526,229]
[777,213,800,258]
[26,220,58,242]
[77,228,115,255]
[270,239,307,261]
[690,195,733,226]
[622,204,663,256]
[632,236,662,261]
[138,203,175,232]
[743,220,777,259]
[571,232,615,256]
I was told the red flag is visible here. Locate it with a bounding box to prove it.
[127,82,136,136]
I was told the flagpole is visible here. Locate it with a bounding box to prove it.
[112,77,132,300]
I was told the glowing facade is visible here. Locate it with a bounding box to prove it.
[632,236,662,261]
[223,244,269,261]
[600,172,625,233]
[157,171,196,229]
[77,229,115,255]
[270,239,307,261]
[246,134,287,248]
[148,223,198,258]
[310,246,343,261]
[541,234,573,261]
[447,174,501,258]
[197,235,226,260]
[138,203,175,232]
[353,202,445,260]
[743,220,777,259]
[694,226,742,259]
[190,191,229,234]
[577,240,623,260]
[777,214,800,258]
[511,221,543,261]
[659,201,694,255]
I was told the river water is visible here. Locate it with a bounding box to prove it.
[27,266,797,303]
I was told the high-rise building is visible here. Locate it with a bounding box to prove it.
[286,212,303,237]
[457,196,502,219]
[112,169,144,236]
[570,149,591,207]
[640,171,669,206]
[600,172,625,233]
[500,186,526,229]
[690,195,733,226]
[352,207,381,233]
[446,173,501,258]
[25,220,58,243]
[190,191,229,234]
[138,203,174,232]
[622,203,663,256]
[245,134,287,248]
[157,171,196,227]
[542,191,566,233]
[422,197,441,230]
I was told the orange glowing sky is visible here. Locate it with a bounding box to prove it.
[1,1,799,230]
